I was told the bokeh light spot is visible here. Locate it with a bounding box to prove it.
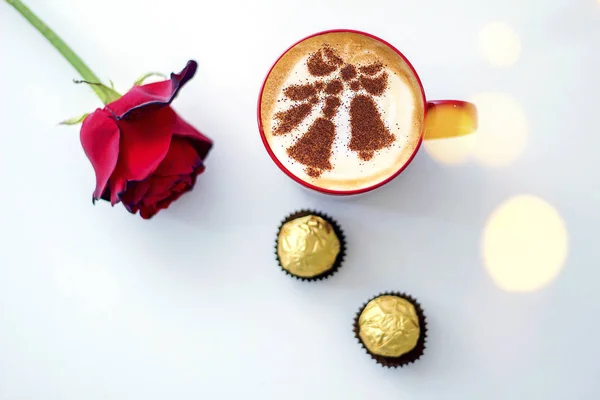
[424,135,477,165]
[478,22,521,67]
[469,92,529,167]
[482,195,568,292]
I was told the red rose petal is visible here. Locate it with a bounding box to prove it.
[156,186,189,210]
[130,180,152,205]
[172,112,213,159]
[180,174,193,186]
[107,61,198,119]
[140,187,184,219]
[110,106,175,186]
[139,204,158,219]
[120,179,151,210]
[142,175,195,211]
[144,176,180,200]
[80,109,121,201]
[155,181,193,213]
[108,177,127,205]
[194,164,206,177]
[154,137,202,177]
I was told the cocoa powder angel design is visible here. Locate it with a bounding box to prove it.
[273,46,395,178]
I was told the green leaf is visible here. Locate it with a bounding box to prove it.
[59,113,89,125]
[73,79,121,103]
[134,72,167,86]
[109,79,115,89]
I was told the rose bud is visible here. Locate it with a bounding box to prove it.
[80,61,213,219]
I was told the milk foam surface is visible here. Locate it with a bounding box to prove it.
[260,32,424,191]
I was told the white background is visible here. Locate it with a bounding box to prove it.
[1,0,599,399]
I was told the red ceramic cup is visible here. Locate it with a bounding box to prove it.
[257,29,477,195]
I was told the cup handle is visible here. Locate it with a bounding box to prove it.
[424,100,478,140]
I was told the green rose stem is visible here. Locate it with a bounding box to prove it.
[5,0,120,105]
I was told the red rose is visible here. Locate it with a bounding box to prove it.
[80,61,212,219]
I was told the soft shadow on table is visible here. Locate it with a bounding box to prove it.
[121,133,497,390]
[303,151,491,314]
[318,150,489,224]
[140,124,492,294]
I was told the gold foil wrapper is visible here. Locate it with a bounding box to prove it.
[358,295,420,357]
[277,215,341,278]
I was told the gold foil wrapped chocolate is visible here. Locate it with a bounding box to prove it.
[358,295,421,357]
[277,215,341,278]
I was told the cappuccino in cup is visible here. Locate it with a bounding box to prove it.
[259,31,425,193]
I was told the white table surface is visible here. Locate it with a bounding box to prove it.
[1,0,599,399]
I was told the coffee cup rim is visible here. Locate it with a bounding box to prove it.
[257,29,427,196]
